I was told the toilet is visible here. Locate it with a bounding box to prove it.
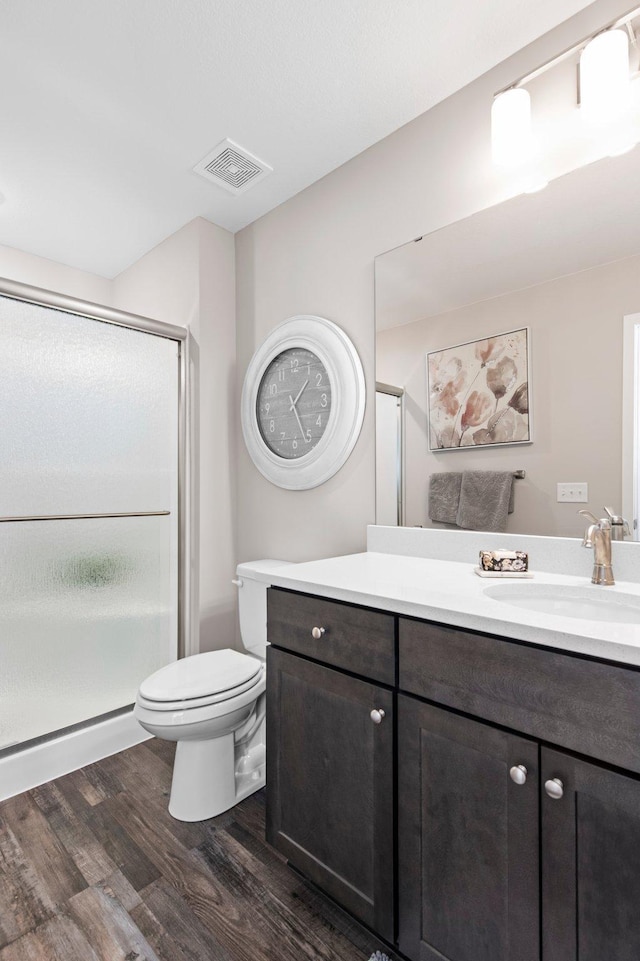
[134,559,290,822]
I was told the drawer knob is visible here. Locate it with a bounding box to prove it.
[370,709,386,724]
[545,778,564,800]
[311,626,326,640]
[509,764,528,786]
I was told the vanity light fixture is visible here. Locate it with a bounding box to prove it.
[491,7,640,185]
[580,29,631,124]
[491,88,548,193]
[579,29,638,156]
[491,88,533,169]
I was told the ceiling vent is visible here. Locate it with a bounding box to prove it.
[193,139,272,195]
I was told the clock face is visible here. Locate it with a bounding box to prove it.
[256,347,332,459]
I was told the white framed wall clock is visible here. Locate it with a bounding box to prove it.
[241,315,366,490]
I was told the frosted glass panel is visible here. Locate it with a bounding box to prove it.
[0,516,176,749]
[0,296,178,516]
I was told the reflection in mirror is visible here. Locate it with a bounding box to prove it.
[375,148,640,538]
[375,383,404,526]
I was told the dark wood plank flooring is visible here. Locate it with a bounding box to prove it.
[0,739,399,961]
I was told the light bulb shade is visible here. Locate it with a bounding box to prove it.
[580,29,630,125]
[491,88,535,169]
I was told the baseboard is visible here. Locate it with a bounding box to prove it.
[0,709,151,802]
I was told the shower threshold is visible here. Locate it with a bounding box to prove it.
[0,706,150,802]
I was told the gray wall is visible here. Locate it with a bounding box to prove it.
[234,0,633,564]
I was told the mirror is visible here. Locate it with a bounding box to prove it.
[375,147,640,538]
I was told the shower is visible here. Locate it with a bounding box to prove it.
[0,279,187,797]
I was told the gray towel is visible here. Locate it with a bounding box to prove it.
[456,471,514,532]
[428,472,462,525]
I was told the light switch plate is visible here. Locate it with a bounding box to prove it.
[557,482,588,503]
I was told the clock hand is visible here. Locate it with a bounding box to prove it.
[290,379,309,409]
[292,403,310,443]
[289,379,311,443]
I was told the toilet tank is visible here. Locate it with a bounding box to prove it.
[236,559,293,656]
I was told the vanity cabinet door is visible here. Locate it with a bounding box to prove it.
[398,695,539,961]
[542,747,640,961]
[266,646,394,941]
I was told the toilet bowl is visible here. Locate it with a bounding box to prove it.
[134,559,290,822]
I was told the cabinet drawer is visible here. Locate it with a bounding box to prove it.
[399,617,640,774]
[267,588,395,685]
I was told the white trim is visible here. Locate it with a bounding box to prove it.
[0,710,150,802]
[622,313,640,538]
[241,315,365,489]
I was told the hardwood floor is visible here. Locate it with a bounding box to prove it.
[0,739,399,961]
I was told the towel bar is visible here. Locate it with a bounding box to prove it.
[513,470,525,479]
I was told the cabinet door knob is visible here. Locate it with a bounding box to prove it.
[370,709,386,724]
[545,777,564,800]
[311,626,326,639]
[509,764,528,785]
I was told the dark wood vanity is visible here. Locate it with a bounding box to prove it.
[265,589,395,941]
[265,586,640,961]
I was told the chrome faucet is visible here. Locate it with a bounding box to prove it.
[578,509,623,586]
[603,506,631,541]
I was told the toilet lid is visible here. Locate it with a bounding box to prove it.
[139,649,261,702]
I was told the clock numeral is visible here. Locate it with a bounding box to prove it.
[257,350,329,458]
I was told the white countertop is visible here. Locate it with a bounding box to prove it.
[266,551,640,667]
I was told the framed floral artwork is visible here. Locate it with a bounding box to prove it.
[427,327,531,451]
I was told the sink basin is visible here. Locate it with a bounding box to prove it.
[483,584,640,624]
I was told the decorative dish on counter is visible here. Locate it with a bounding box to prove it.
[475,549,533,578]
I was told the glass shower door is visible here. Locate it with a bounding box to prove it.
[0,295,180,751]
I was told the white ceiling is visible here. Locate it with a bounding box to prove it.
[0,0,595,278]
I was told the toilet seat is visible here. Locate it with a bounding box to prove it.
[137,649,263,712]
[136,668,264,712]
[134,667,266,732]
